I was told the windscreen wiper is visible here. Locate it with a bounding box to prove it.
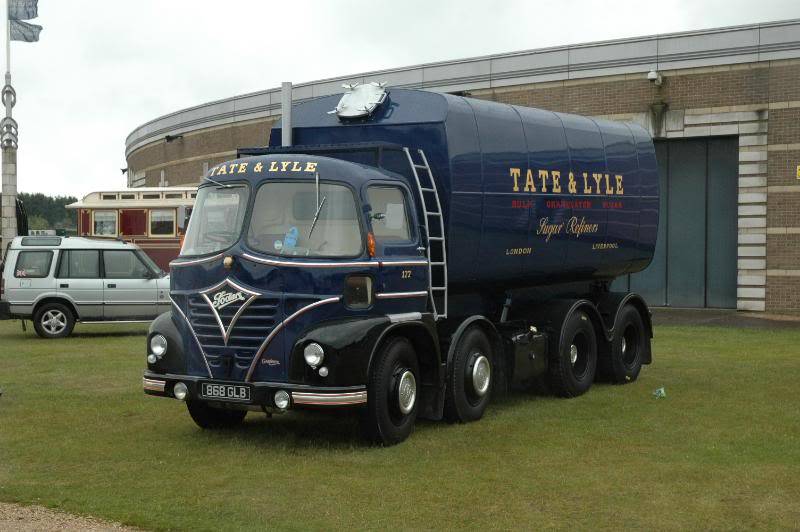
[203,176,233,188]
[308,171,326,238]
[308,196,327,238]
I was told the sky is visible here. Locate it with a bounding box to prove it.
[6,0,799,198]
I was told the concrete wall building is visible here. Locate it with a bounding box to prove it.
[125,19,800,313]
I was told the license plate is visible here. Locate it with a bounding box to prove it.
[200,382,251,402]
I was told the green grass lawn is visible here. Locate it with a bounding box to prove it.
[1,320,799,530]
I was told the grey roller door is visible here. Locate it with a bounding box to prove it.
[621,137,737,308]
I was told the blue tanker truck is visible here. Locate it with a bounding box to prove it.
[143,84,658,444]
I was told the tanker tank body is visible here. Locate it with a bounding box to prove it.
[266,88,659,302]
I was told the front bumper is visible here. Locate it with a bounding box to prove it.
[0,300,10,320]
[142,371,367,408]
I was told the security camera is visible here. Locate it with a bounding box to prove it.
[647,70,663,86]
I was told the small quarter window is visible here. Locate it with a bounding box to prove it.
[367,186,411,241]
[93,210,117,236]
[14,251,53,278]
[150,209,175,236]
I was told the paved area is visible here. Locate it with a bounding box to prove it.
[0,502,139,531]
[652,307,800,330]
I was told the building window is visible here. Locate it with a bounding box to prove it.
[102,194,117,200]
[142,193,160,200]
[120,193,135,200]
[150,209,175,236]
[93,210,117,236]
[164,193,182,199]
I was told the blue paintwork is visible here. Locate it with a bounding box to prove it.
[169,155,428,383]
[165,89,659,386]
[269,88,659,289]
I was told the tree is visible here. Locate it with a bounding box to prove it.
[28,214,48,230]
[17,193,77,231]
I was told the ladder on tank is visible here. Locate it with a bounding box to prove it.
[404,147,448,320]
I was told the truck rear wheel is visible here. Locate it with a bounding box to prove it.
[33,302,75,339]
[361,336,419,445]
[548,310,597,397]
[602,304,646,384]
[444,326,493,423]
[186,401,247,429]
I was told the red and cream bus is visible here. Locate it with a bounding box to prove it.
[67,187,196,271]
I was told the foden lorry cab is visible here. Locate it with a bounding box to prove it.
[143,86,657,444]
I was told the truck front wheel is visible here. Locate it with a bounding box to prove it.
[548,310,597,397]
[361,336,419,445]
[444,326,493,423]
[602,304,646,384]
[186,401,246,429]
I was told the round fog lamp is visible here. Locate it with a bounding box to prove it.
[147,353,157,365]
[274,390,290,410]
[150,334,168,357]
[303,343,325,368]
[173,382,189,401]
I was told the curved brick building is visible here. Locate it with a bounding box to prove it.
[125,20,800,313]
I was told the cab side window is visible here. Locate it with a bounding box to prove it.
[103,250,150,279]
[14,251,53,278]
[57,250,100,279]
[367,186,411,242]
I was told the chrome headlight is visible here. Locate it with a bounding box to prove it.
[150,334,168,357]
[303,342,325,368]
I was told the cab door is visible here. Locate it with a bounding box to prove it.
[366,185,428,312]
[102,249,158,319]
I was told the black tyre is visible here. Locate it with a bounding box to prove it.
[601,304,646,384]
[361,336,419,445]
[33,302,75,339]
[186,401,247,429]
[444,326,493,423]
[548,310,597,397]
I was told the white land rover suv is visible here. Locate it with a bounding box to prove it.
[0,236,170,338]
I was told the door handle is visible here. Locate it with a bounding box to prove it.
[107,283,116,288]
[60,283,69,288]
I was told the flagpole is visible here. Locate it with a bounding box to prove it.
[5,0,9,79]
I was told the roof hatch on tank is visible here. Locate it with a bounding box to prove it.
[330,82,387,120]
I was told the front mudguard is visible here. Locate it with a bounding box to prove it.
[289,316,391,387]
[146,311,188,375]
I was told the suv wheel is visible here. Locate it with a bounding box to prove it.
[33,302,75,339]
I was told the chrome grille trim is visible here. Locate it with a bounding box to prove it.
[170,295,213,378]
[199,278,262,345]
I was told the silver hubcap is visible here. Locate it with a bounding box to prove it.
[471,354,491,397]
[397,370,416,414]
[621,337,627,355]
[42,310,66,335]
[570,344,579,365]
